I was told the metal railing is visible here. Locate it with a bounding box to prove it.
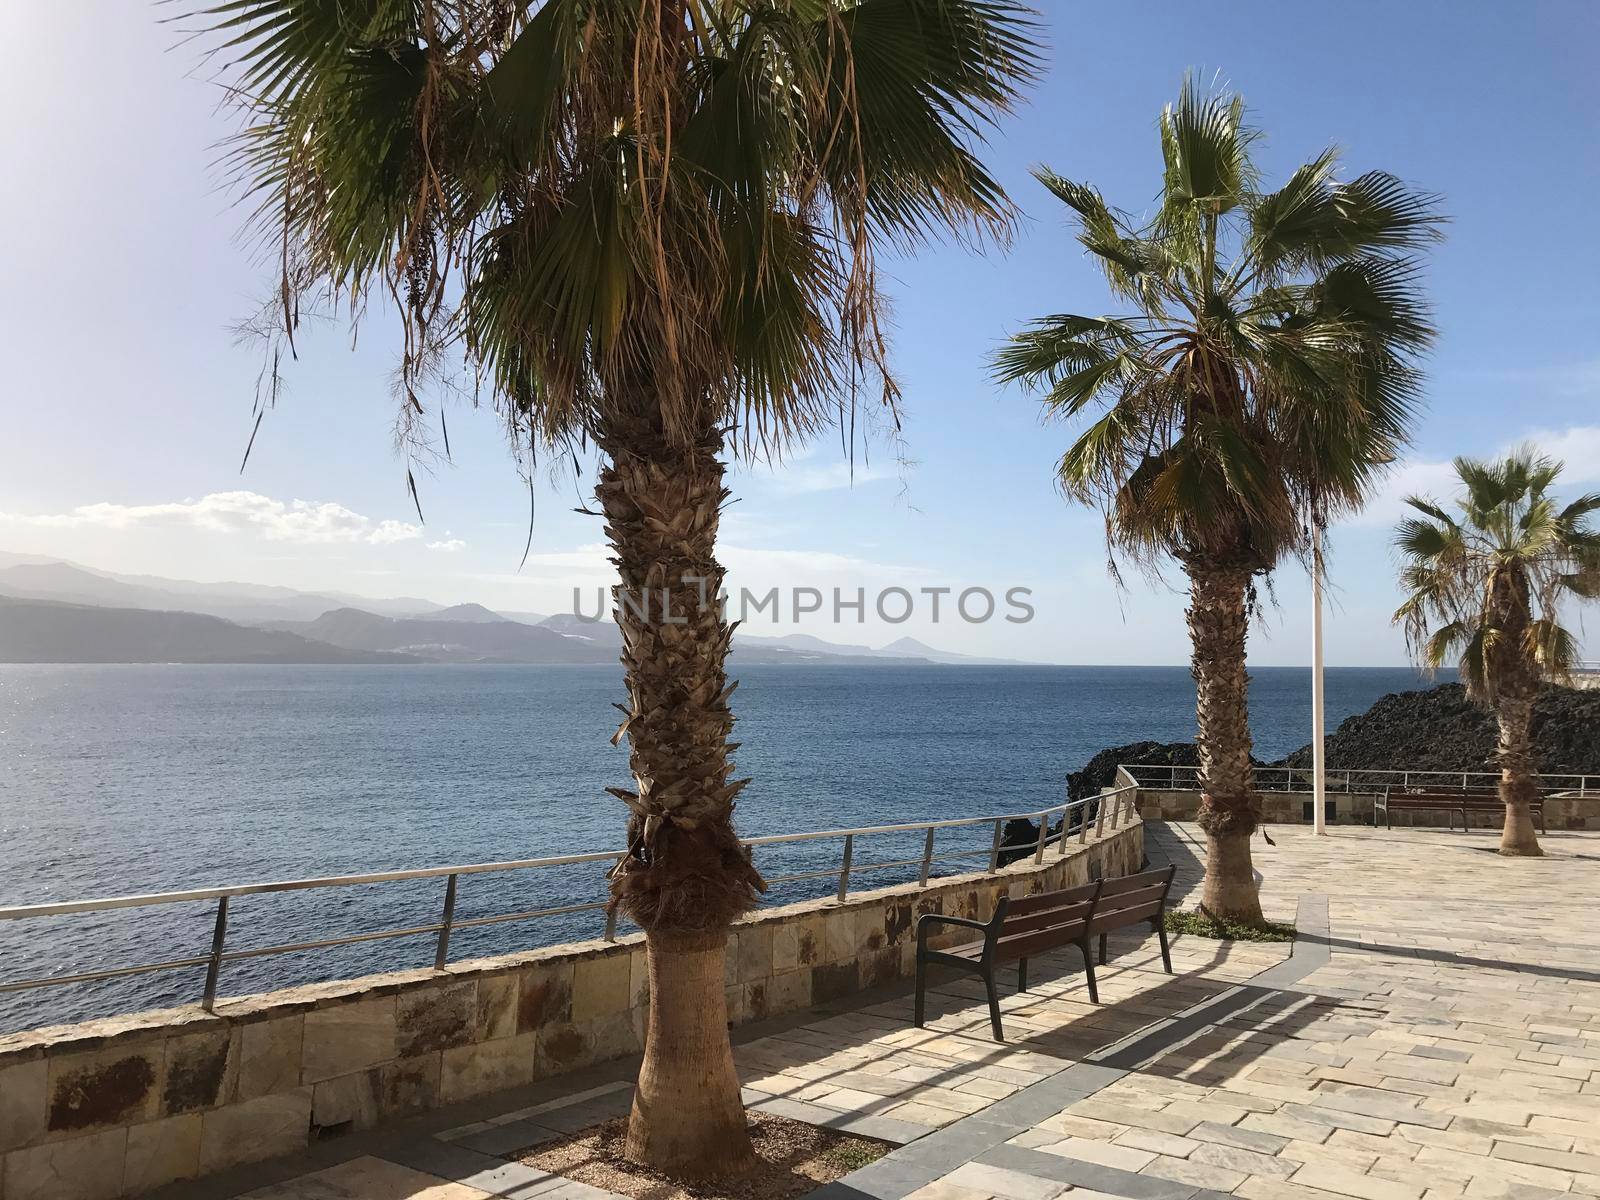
[1121,763,1596,797]
[0,786,1139,1011]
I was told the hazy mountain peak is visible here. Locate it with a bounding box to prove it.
[426,603,510,623]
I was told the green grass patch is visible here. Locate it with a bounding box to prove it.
[1165,909,1296,942]
[821,1141,885,1172]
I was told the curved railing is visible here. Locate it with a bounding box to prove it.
[0,785,1139,1011]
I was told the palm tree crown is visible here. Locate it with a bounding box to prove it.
[994,79,1443,573]
[1395,449,1600,700]
[210,0,1039,460]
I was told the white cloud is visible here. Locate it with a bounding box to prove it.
[1350,425,1600,528]
[1520,426,1600,482]
[0,490,424,546]
[426,537,467,553]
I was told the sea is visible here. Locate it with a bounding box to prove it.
[0,663,1435,1030]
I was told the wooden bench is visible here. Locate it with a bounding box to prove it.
[1378,789,1545,833]
[913,865,1176,1041]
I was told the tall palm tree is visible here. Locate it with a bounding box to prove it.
[1394,450,1600,856]
[193,0,1038,1177]
[994,80,1441,922]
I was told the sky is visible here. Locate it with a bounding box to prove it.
[1,1,1597,665]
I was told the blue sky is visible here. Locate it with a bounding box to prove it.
[1,1,1596,664]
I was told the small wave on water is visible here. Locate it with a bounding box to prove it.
[0,661,1431,1031]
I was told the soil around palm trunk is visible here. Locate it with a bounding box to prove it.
[514,1112,889,1199]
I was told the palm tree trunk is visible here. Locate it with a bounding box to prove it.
[595,399,762,1179]
[1495,688,1543,857]
[1185,563,1265,924]
[626,931,750,1175]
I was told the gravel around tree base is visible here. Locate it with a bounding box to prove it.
[514,1112,889,1200]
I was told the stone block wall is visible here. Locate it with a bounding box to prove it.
[1135,787,1600,829]
[0,821,1143,1199]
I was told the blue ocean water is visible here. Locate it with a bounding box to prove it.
[0,663,1432,1030]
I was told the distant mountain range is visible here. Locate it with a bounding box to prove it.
[0,595,413,664]
[0,555,442,623]
[0,553,1028,666]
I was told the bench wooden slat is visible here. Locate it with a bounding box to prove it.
[1097,868,1172,899]
[1094,882,1167,914]
[1088,901,1163,933]
[1007,882,1099,916]
[989,922,1093,964]
[999,899,1097,938]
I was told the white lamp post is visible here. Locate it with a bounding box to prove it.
[1311,524,1327,836]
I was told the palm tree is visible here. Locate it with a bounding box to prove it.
[192,0,1038,1177]
[1394,450,1600,855]
[994,79,1441,922]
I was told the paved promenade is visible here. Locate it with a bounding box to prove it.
[165,823,1600,1200]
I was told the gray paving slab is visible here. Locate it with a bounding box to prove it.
[975,1143,1204,1198]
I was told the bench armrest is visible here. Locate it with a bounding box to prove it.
[916,912,992,951]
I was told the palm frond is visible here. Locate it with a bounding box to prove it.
[1248,163,1444,277]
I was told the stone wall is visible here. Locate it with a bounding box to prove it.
[0,821,1143,1200]
[1136,788,1600,829]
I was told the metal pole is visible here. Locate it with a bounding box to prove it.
[1033,813,1049,864]
[434,873,458,969]
[1312,524,1328,837]
[988,820,1003,872]
[837,834,854,901]
[918,827,934,886]
[201,895,229,1011]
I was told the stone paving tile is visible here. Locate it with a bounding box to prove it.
[890,825,1600,1200]
[239,1156,496,1199]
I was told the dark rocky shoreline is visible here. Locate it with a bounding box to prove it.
[1065,682,1600,800]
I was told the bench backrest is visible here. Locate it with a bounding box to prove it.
[1003,880,1099,930]
[1095,865,1176,927]
[981,880,1100,962]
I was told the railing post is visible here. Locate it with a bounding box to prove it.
[434,873,458,970]
[837,834,854,901]
[1095,796,1107,839]
[1059,804,1072,855]
[1462,771,1469,793]
[201,895,229,1012]
[988,820,1002,872]
[919,827,934,886]
[1079,801,1090,843]
[1033,812,1048,864]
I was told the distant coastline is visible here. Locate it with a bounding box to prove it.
[0,557,1020,666]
